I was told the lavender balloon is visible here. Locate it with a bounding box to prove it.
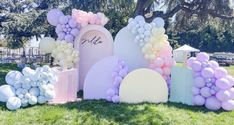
[205,96,221,111]
[193,95,205,106]
[222,100,234,111]
[47,9,64,26]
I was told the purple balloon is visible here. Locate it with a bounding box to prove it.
[64,34,74,43]
[114,76,123,84]
[209,60,219,69]
[47,9,64,26]
[106,96,112,101]
[229,88,234,99]
[226,75,234,86]
[191,61,202,72]
[112,72,118,78]
[112,95,120,103]
[222,100,234,111]
[154,68,163,75]
[119,69,128,77]
[113,80,120,88]
[194,76,206,88]
[205,96,221,111]
[70,28,80,36]
[68,18,77,28]
[193,71,201,78]
[55,24,63,33]
[201,61,208,68]
[59,15,69,25]
[196,52,210,62]
[57,32,65,40]
[187,57,196,67]
[192,87,200,95]
[200,87,212,98]
[206,82,212,87]
[201,68,214,78]
[215,78,231,90]
[106,88,115,97]
[193,95,205,106]
[214,68,228,79]
[210,89,216,95]
[216,90,231,101]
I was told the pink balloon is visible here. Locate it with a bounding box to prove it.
[64,34,74,43]
[200,87,212,98]
[216,90,231,101]
[193,95,205,106]
[214,68,228,79]
[196,52,209,62]
[70,28,80,36]
[192,87,200,95]
[215,78,231,90]
[187,57,196,67]
[59,15,69,25]
[191,61,202,72]
[205,96,221,111]
[164,58,175,67]
[226,75,234,86]
[222,100,234,111]
[154,58,164,67]
[162,67,171,75]
[201,68,214,78]
[209,60,219,69]
[194,76,206,88]
[47,9,64,26]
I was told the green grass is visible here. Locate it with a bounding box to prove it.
[0,64,234,125]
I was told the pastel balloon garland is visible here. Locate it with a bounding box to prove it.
[127,16,175,87]
[39,37,79,70]
[0,66,57,110]
[47,9,109,44]
[106,60,129,103]
[187,52,234,111]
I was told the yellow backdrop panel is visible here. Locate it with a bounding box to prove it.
[119,68,168,103]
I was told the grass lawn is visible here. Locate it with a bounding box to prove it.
[0,64,234,125]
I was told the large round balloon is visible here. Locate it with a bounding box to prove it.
[39,37,56,54]
[84,56,120,100]
[47,9,64,26]
[114,27,148,71]
[0,85,15,102]
[119,68,168,103]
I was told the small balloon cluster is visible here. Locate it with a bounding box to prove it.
[0,66,57,110]
[127,15,175,86]
[39,37,79,70]
[187,52,234,111]
[47,9,108,44]
[106,60,129,103]
[51,41,79,69]
[72,9,109,27]
[47,9,80,43]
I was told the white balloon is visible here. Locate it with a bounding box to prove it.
[6,97,21,110]
[28,96,37,105]
[5,71,22,85]
[39,37,56,54]
[135,15,145,21]
[0,85,15,102]
[152,17,165,28]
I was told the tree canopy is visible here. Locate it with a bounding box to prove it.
[0,0,233,52]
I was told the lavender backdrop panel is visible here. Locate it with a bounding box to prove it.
[84,56,118,100]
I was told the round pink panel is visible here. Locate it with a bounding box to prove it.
[75,25,113,90]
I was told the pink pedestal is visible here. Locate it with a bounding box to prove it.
[49,68,78,104]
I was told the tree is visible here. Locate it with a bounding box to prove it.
[134,0,234,21]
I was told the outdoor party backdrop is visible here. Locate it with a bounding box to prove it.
[0,0,234,52]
